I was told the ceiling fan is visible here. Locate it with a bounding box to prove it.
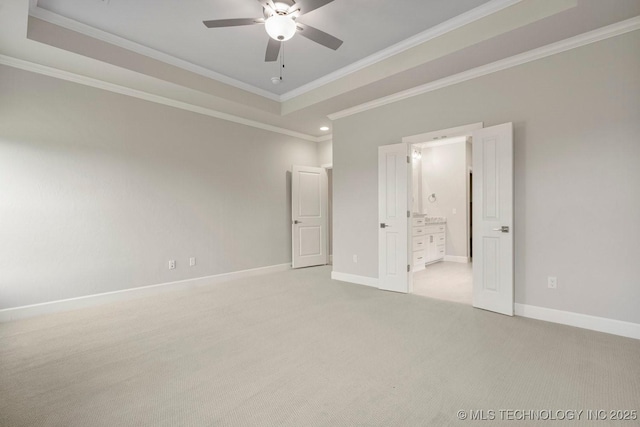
[203,0,343,62]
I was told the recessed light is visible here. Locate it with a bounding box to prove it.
[320,126,330,131]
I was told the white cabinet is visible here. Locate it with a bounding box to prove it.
[412,218,446,271]
[411,217,426,272]
[424,224,446,264]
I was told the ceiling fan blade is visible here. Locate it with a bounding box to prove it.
[203,18,263,28]
[265,38,281,62]
[296,23,343,50]
[288,0,334,15]
[256,0,277,11]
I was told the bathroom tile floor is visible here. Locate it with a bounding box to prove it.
[412,261,472,305]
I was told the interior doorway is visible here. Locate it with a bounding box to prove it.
[379,122,515,315]
[409,134,474,305]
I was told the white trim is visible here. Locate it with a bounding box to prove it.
[421,136,468,148]
[444,255,470,263]
[515,304,640,340]
[328,17,640,120]
[404,123,483,144]
[316,134,333,142]
[321,163,333,169]
[280,0,522,101]
[0,54,322,142]
[0,263,291,322]
[331,271,378,288]
[28,6,281,102]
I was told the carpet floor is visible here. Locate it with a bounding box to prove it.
[1,266,639,426]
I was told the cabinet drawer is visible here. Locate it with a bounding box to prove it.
[412,226,426,236]
[413,250,426,266]
[413,236,426,251]
[436,233,445,244]
[425,224,446,233]
[412,217,425,227]
[436,246,445,258]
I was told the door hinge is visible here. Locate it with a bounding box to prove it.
[407,156,410,163]
[407,210,410,218]
[407,264,411,272]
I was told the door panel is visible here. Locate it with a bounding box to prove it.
[292,166,328,268]
[472,123,514,315]
[298,172,322,216]
[378,143,409,293]
[299,226,322,256]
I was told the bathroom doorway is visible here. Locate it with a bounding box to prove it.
[409,134,473,305]
[402,123,482,304]
[379,122,514,314]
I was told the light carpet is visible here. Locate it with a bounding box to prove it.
[1,266,639,426]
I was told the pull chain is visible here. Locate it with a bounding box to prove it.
[279,43,285,82]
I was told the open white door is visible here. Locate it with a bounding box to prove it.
[472,123,514,315]
[292,165,328,268]
[378,143,410,293]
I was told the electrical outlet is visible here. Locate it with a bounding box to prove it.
[189,257,196,267]
[169,260,176,270]
[548,276,557,289]
[353,254,358,263]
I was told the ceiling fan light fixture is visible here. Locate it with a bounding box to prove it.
[265,14,296,41]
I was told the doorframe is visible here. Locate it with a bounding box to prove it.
[401,122,483,294]
[467,165,473,260]
[322,163,333,265]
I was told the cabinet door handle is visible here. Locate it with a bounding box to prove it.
[294,220,302,224]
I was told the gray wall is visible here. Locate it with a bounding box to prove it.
[333,31,640,324]
[317,139,333,166]
[0,65,317,309]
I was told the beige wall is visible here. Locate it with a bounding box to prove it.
[332,31,640,324]
[421,142,468,258]
[317,139,333,166]
[0,65,317,309]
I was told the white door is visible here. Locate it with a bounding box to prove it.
[292,165,328,268]
[472,123,514,315]
[378,143,410,293]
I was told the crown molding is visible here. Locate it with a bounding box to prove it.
[279,0,522,101]
[316,134,332,142]
[28,5,282,102]
[328,16,640,121]
[0,54,322,142]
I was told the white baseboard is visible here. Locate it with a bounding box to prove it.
[0,263,291,323]
[444,255,470,263]
[515,303,640,340]
[331,271,378,288]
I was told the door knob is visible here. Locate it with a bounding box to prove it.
[380,223,392,228]
[294,220,302,224]
[492,226,509,233]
